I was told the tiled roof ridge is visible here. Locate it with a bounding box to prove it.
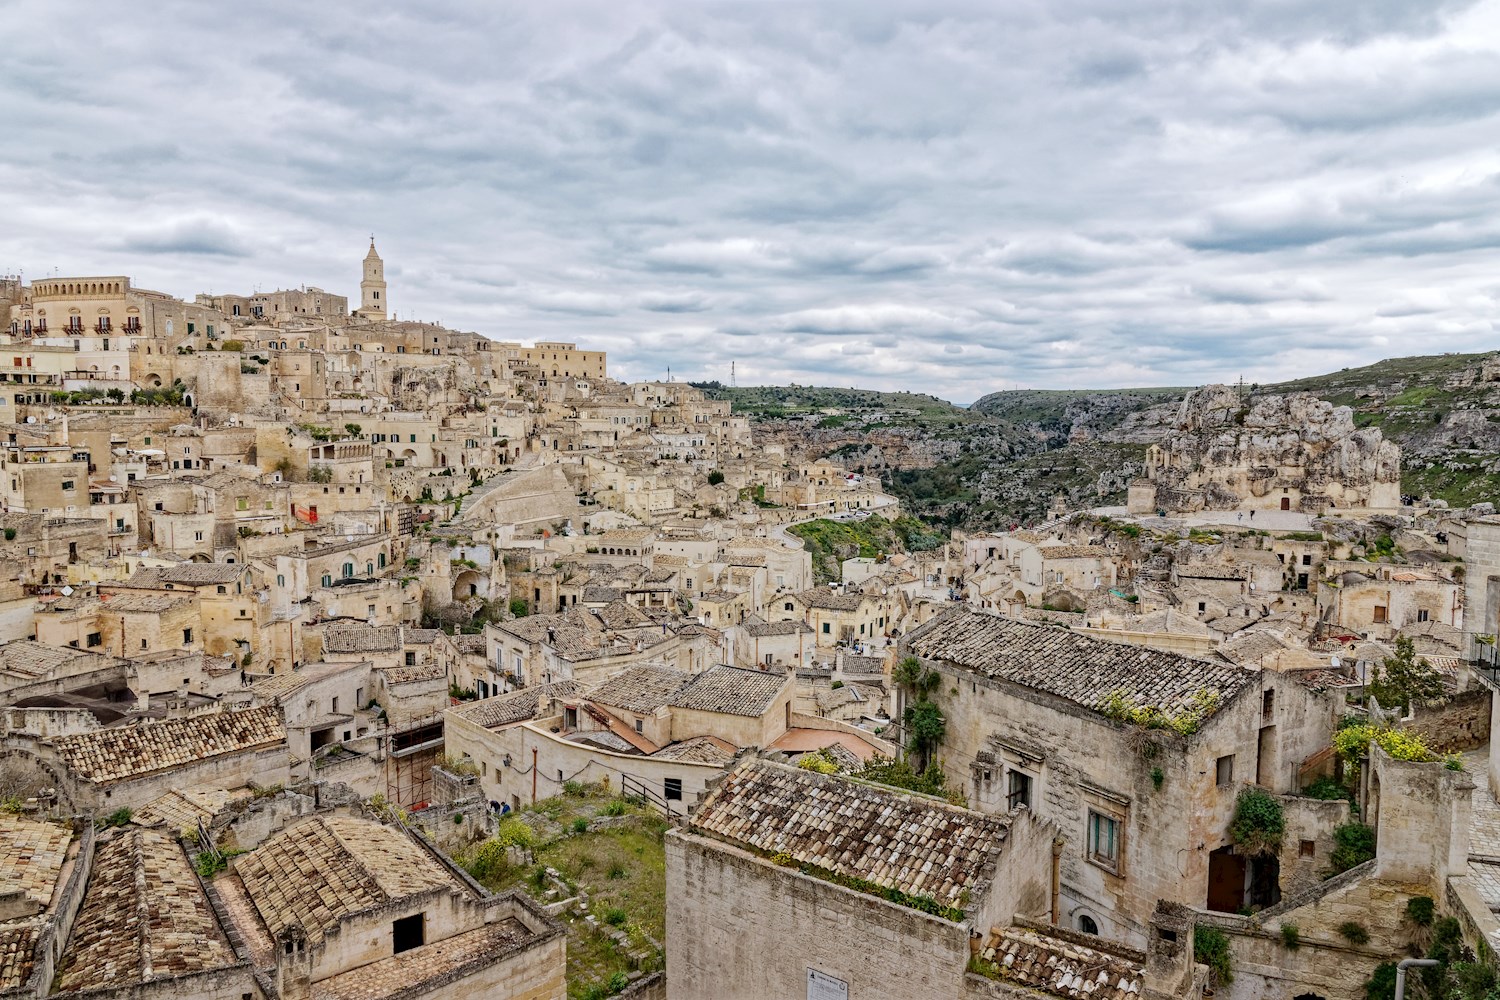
[319,816,395,907]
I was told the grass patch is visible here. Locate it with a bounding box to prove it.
[457,786,665,998]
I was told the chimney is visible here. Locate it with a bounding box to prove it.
[1143,901,1199,1000]
[274,924,312,1000]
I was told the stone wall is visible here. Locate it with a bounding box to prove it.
[665,829,970,1000]
[1400,687,1492,753]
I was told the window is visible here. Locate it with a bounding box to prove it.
[86,632,101,647]
[392,914,424,954]
[1006,770,1032,810]
[194,531,203,542]
[1418,609,1430,623]
[1078,915,1099,935]
[216,585,226,594]
[1216,755,1234,786]
[331,697,339,713]
[1302,554,1312,566]
[60,480,74,491]
[664,778,683,801]
[1299,839,1316,858]
[1087,811,1120,870]
[1197,602,1206,614]
[183,628,193,644]
[1262,690,1274,718]
[1373,605,1388,624]
[821,622,830,634]
[405,651,416,666]
[634,719,644,734]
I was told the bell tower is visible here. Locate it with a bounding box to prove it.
[357,237,387,320]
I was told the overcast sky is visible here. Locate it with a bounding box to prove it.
[4,1,1500,402]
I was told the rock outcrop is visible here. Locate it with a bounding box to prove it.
[1128,386,1401,514]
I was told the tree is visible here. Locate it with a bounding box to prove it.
[893,656,940,701]
[707,470,725,486]
[904,701,947,772]
[344,423,364,439]
[1370,635,1443,715]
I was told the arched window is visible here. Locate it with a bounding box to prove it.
[1078,915,1099,935]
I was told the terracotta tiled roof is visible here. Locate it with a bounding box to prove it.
[745,619,813,637]
[795,588,867,611]
[449,681,584,729]
[130,788,236,831]
[587,664,690,715]
[905,606,1252,718]
[312,920,542,1000]
[0,924,40,993]
[381,662,445,685]
[325,624,402,653]
[235,816,457,944]
[651,734,737,765]
[50,706,286,785]
[57,828,236,992]
[690,757,1008,910]
[977,924,1144,999]
[671,665,786,717]
[0,814,71,910]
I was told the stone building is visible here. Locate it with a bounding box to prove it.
[7,704,289,813]
[220,814,566,999]
[902,605,1341,946]
[665,756,1060,1000]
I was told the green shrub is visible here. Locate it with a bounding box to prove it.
[1150,767,1164,790]
[604,906,628,926]
[1229,787,1285,857]
[1339,921,1370,945]
[1334,723,1437,764]
[571,818,589,834]
[101,807,133,828]
[1406,895,1435,926]
[607,971,630,992]
[509,597,529,617]
[1302,775,1354,802]
[2,528,14,541]
[466,839,511,881]
[1280,923,1300,950]
[1193,925,1233,985]
[601,798,628,817]
[608,862,627,880]
[1329,822,1376,875]
[493,817,535,849]
[563,780,587,797]
[1366,962,1398,1000]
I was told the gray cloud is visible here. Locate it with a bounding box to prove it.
[2,0,1500,401]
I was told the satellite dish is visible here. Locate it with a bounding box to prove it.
[60,586,73,596]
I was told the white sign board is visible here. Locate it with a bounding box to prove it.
[807,968,848,1000]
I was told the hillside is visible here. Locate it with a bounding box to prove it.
[724,352,1500,529]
